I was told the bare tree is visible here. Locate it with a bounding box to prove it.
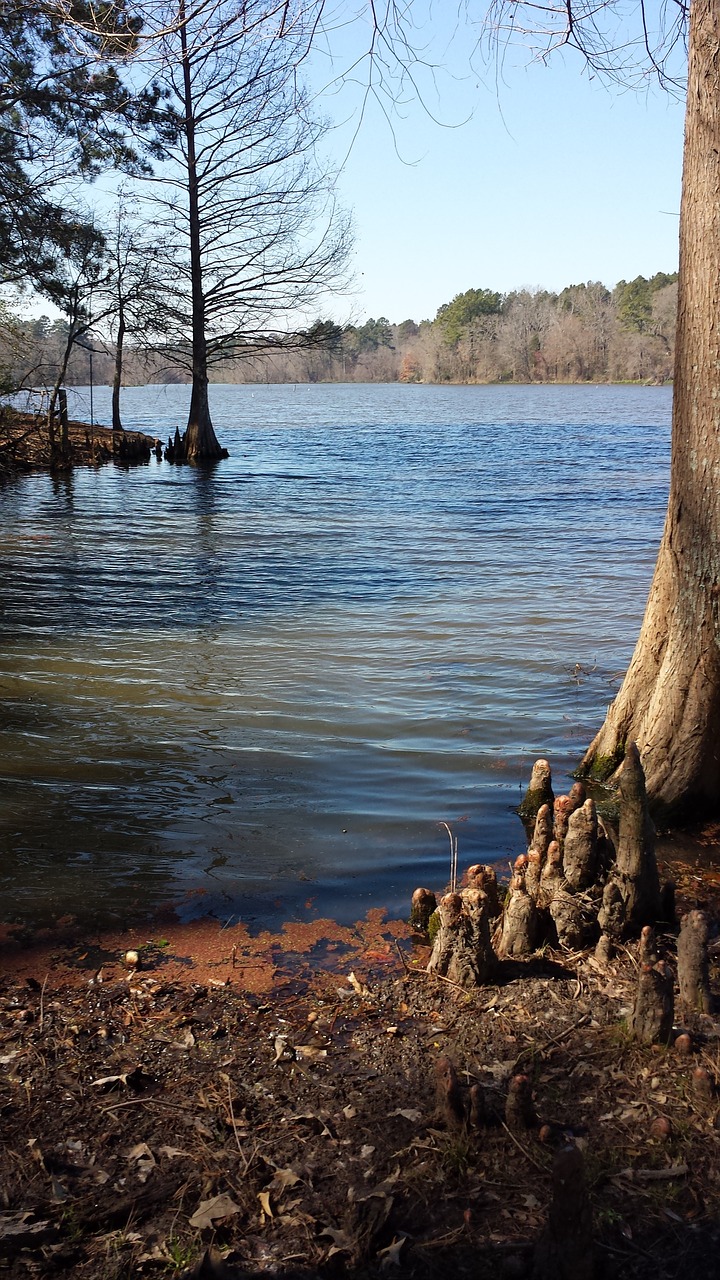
[93,196,176,431]
[38,222,114,460]
[498,289,555,381]
[143,0,352,461]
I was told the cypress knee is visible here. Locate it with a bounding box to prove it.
[677,910,712,1013]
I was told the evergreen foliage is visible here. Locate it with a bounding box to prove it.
[0,0,163,293]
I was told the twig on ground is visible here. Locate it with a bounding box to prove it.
[39,973,48,1031]
[227,1078,250,1172]
[500,1120,550,1174]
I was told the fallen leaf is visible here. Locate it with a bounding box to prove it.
[27,1140,45,1169]
[320,1224,354,1254]
[126,1142,156,1183]
[126,1143,155,1163]
[292,1112,334,1137]
[138,1243,169,1263]
[378,1236,406,1268]
[189,1194,242,1229]
[347,971,370,996]
[90,1072,129,1090]
[257,1190,273,1218]
[273,1037,292,1064]
[267,1168,301,1197]
[172,1028,195,1050]
[0,1213,55,1246]
[50,1177,69,1203]
[279,1212,315,1228]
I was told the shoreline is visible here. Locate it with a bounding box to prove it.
[1,861,719,1278]
[0,407,160,477]
[1,830,718,993]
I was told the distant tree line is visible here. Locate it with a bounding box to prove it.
[273,272,674,386]
[4,271,677,394]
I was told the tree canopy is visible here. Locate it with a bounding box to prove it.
[0,0,163,293]
[435,288,503,344]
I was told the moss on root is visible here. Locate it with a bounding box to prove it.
[517,787,548,825]
[428,909,441,946]
[577,742,626,784]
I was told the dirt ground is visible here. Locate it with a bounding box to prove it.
[0,408,159,475]
[1,845,720,1280]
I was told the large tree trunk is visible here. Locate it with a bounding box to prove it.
[111,302,125,432]
[178,0,226,464]
[581,0,720,819]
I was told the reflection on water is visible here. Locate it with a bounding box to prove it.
[0,384,671,928]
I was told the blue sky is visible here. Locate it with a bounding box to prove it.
[311,10,686,325]
[19,3,686,331]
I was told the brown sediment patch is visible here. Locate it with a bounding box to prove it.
[0,910,414,996]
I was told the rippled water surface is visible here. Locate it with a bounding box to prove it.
[0,383,671,928]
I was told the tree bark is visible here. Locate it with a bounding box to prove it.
[597,744,661,938]
[677,909,712,1013]
[581,0,720,819]
[427,889,496,987]
[630,961,674,1046]
[112,301,125,432]
[518,758,554,832]
[178,0,226,464]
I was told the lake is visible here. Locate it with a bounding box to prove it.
[0,382,671,930]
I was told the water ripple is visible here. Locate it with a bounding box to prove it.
[0,384,671,927]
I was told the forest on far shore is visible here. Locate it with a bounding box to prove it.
[3,271,677,396]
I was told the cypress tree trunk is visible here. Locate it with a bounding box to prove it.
[582,0,720,819]
[178,0,226,463]
[111,301,125,432]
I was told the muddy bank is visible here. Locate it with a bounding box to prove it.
[1,856,720,1280]
[0,407,160,475]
